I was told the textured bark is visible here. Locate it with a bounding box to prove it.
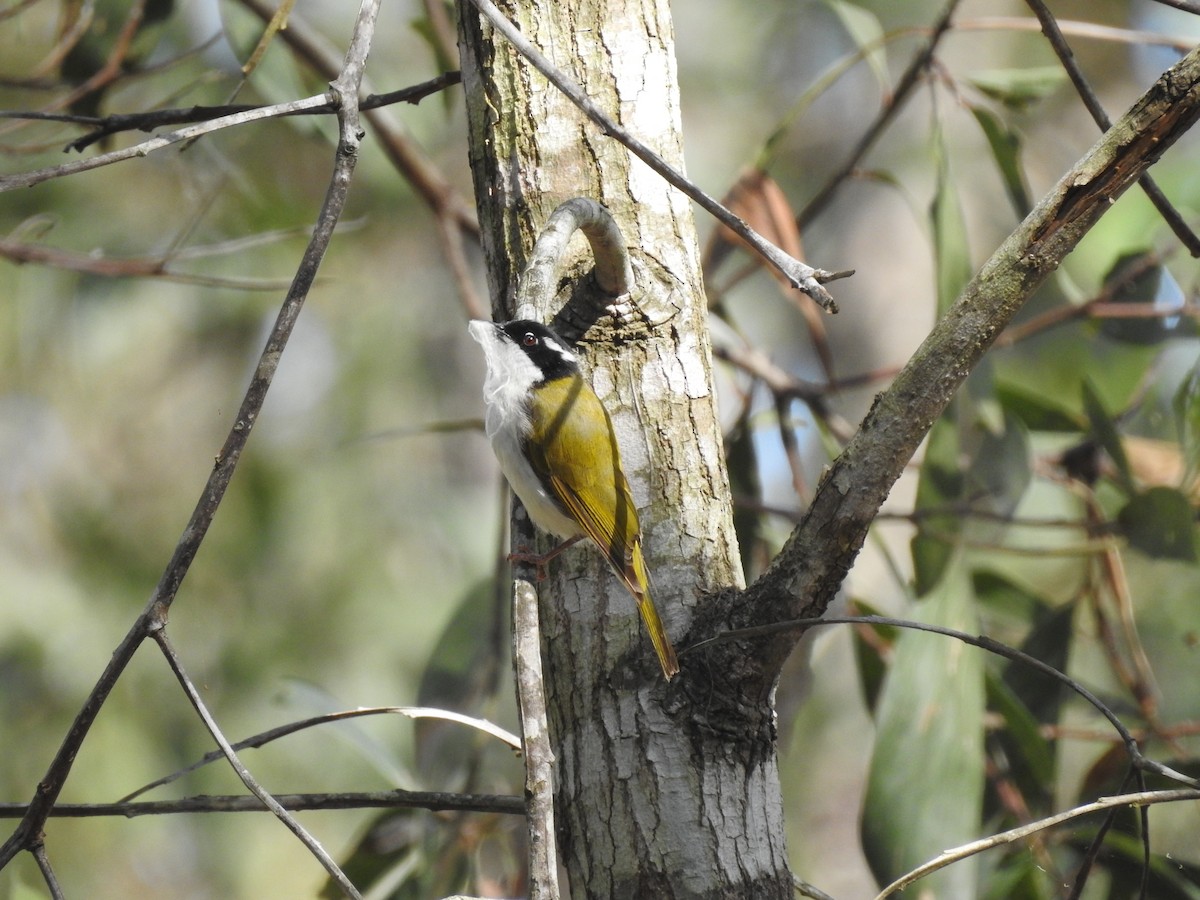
[457,0,791,896]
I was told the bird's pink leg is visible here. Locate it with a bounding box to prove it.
[508,535,585,581]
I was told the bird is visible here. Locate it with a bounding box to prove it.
[468,318,680,680]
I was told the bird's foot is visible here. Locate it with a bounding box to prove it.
[507,547,550,581]
[507,535,585,581]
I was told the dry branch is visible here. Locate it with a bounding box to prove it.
[0,790,524,819]
[703,43,1200,693]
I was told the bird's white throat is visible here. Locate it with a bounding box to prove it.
[468,320,580,538]
[468,321,541,441]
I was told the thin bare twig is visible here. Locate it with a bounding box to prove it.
[956,16,1199,52]
[155,9,382,895]
[1102,541,1164,734]
[422,0,461,68]
[689,614,1198,789]
[1148,0,1200,15]
[799,0,962,229]
[0,236,294,289]
[875,787,1200,899]
[713,342,826,405]
[994,251,1186,346]
[713,341,855,442]
[31,842,64,900]
[1025,0,1200,255]
[512,578,561,900]
[154,629,361,899]
[0,791,525,819]
[0,215,370,289]
[434,210,489,319]
[463,0,841,311]
[1045,720,1200,744]
[233,0,484,318]
[774,394,811,501]
[0,92,333,191]
[25,0,93,78]
[740,495,1107,531]
[793,875,837,899]
[2,72,462,152]
[33,0,147,118]
[118,705,518,803]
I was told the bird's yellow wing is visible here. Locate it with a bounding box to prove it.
[527,375,679,679]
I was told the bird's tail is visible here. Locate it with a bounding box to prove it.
[623,541,680,680]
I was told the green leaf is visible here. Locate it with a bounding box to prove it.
[914,416,961,496]
[821,0,888,97]
[995,380,1083,432]
[328,817,422,899]
[1118,486,1198,561]
[1174,358,1200,487]
[1082,380,1135,494]
[415,579,513,783]
[964,407,1031,518]
[980,854,1056,900]
[911,416,962,593]
[1118,554,1200,726]
[912,408,1031,591]
[967,66,1068,109]
[725,411,766,581]
[985,672,1054,798]
[848,598,897,714]
[931,124,972,316]
[969,105,1032,217]
[862,554,985,894]
[973,570,1045,626]
[1097,251,1187,345]
[1000,601,1073,726]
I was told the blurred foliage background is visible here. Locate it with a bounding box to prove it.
[1,0,1199,898]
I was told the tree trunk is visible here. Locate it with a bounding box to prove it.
[456,1,792,896]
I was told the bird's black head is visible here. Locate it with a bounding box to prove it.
[500,320,580,381]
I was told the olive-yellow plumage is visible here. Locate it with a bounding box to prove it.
[469,319,679,680]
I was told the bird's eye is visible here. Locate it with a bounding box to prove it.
[522,333,537,347]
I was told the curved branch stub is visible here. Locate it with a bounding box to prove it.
[516,197,684,343]
[555,197,634,296]
[516,198,634,318]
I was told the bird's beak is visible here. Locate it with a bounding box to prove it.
[468,320,496,346]
[468,320,502,342]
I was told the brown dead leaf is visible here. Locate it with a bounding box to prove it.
[703,168,834,380]
[1124,436,1200,504]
